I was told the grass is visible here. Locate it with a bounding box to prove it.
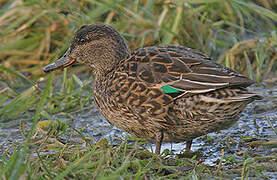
[0,0,277,179]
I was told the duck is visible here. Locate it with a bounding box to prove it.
[43,24,262,154]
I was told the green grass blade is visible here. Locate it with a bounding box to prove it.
[0,85,40,121]
[8,72,54,179]
[54,151,93,180]
[244,51,254,80]
[233,0,277,21]
[0,66,38,88]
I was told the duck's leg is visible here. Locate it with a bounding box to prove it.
[186,139,193,151]
[155,130,164,154]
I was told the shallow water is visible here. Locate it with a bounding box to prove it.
[0,82,276,177]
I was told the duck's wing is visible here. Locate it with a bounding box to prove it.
[125,45,254,98]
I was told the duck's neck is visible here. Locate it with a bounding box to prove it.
[92,50,129,79]
[91,39,130,78]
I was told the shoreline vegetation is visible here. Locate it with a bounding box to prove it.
[0,0,276,179]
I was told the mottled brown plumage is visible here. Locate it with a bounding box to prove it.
[43,24,262,154]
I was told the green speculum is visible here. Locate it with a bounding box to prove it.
[161,85,180,93]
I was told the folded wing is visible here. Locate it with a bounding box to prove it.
[126,45,254,98]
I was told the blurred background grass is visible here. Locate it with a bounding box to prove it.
[0,0,276,78]
[0,0,276,179]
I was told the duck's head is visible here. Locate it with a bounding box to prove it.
[43,24,130,75]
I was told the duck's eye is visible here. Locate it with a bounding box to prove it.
[80,38,85,42]
[80,25,88,29]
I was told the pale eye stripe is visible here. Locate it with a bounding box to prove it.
[181,79,229,86]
